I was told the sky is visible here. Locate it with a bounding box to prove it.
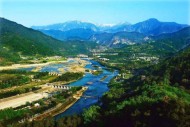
[0,0,189,27]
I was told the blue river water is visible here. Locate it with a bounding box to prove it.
[20,59,118,117]
[55,60,118,118]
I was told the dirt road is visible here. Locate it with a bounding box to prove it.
[0,92,49,110]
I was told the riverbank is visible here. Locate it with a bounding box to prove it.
[32,87,88,121]
[0,58,88,74]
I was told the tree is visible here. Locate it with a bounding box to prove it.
[82,105,101,125]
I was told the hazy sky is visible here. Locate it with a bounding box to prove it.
[0,0,189,27]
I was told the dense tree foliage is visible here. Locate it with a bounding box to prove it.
[33,72,49,79]
[82,105,101,125]
[147,45,190,89]
[0,108,30,125]
[0,75,30,89]
[82,46,190,127]
[51,72,83,82]
[8,115,83,127]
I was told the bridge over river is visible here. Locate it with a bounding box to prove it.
[46,83,74,90]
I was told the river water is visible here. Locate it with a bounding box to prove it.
[20,59,118,117]
[55,60,118,118]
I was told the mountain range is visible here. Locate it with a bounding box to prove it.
[31,18,188,47]
[32,18,188,35]
[0,17,189,65]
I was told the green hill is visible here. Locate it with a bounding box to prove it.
[0,18,66,64]
[0,18,66,54]
[152,27,190,52]
[149,45,190,88]
[0,18,97,65]
[82,45,190,127]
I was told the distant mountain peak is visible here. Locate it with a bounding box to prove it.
[138,18,160,25]
[146,18,159,22]
[96,23,116,27]
[64,20,87,24]
[117,21,131,26]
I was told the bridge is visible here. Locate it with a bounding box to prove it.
[51,85,72,90]
[46,83,73,90]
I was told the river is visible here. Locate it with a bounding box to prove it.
[55,60,118,118]
[21,59,118,117]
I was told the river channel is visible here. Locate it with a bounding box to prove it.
[55,60,118,118]
[21,59,118,117]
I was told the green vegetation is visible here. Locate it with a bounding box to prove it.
[51,72,83,82]
[0,99,57,126]
[61,41,98,56]
[95,27,190,70]
[0,70,52,98]
[12,115,83,127]
[0,75,30,89]
[0,85,83,126]
[148,45,190,89]
[0,18,66,64]
[83,105,101,124]
[33,72,49,79]
[0,19,190,127]
[0,18,98,65]
[0,86,41,99]
[81,44,190,127]
[0,108,31,125]
[53,86,82,103]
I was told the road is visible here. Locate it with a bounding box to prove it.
[0,91,49,110]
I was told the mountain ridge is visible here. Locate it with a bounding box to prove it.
[31,18,188,47]
[32,18,188,35]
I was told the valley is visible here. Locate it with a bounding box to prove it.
[0,13,190,127]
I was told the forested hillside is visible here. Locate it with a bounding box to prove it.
[0,18,65,55]
[0,18,97,64]
[0,18,65,64]
[82,45,190,127]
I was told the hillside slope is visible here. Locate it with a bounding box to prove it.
[83,44,190,127]
[0,18,98,65]
[0,18,65,57]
